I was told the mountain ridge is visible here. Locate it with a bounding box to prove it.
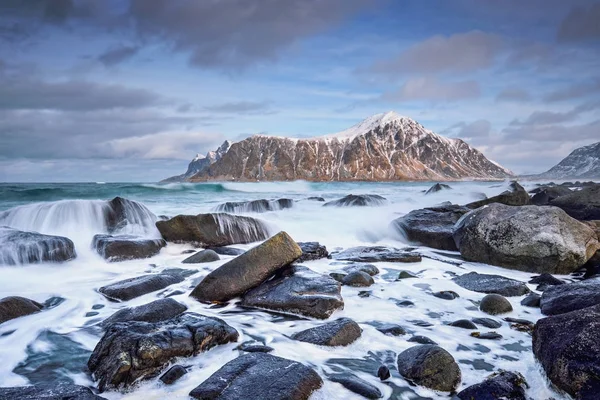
[533,141,600,180]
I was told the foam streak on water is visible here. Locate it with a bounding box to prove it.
[0,180,575,399]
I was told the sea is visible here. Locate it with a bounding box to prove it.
[0,180,572,399]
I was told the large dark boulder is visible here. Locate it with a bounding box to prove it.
[191,231,302,303]
[291,318,361,346]
[533,304,600,399]
[92,235,165,262]
[101,298,187,327]
[215,198,294,213]
[99,270,188,302]
[0,296,43,325]
[453,272,530,296]
[540,279,600,315]
[240,266,343,319]
[182,249,220,264]
[425,183,452,194]
[105,196,157,233]
[396,344,461,392]
[189,353,322,400]
[453,204,599,274]
[342,271,374,287]
[88,313,238,391]
[332,246,422,263]
[480,294,513,315]
[329,374,382,399]
[465,181,529,209]
[0,383,106,399]
[531,186,572,206]
[0,226,76,265]
[457,370,527,400]
[550,185,600,221]
[391,205,470,251]
[296,242,328,262]
[156,213,270,246]
[323,194,386,207]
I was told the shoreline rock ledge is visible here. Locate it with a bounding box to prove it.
[190,231,303,303]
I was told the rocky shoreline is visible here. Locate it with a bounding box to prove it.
[1,181,599,399]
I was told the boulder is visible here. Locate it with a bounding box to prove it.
[531,186,572,206]
[408,336,437,345]
[533,304,600,399]
[465,181,529,209]
[215,198,294,213]
[101,298,187,327]
[238,343,274,353]
[540,279,600,315]
[0,383,106,400]
[0,296,43,325]
[189,353,322,400]
[471,331,502,340]
[472,318,502,329]
[92,235,165,262]
[342,263,379,275]
[296,242,328,262]
[88,313,238,391]
[191,232,302,303]
[0,226,76,265]
[449,319,477,329]
[241,266,343,319]
[457,370,527,400]
[453,204,599,274]
[391,205,470,251]
[521,293,541,308]
[377,366,390,381]
[329,374,382,399]
[480,294,513,315]
[99,270,188,302]
[342,271,374,287]
[433,290,460,300]
[550,185,600,221]
[529,273,564,291]
[323,194,387,207]
[291,318,361,346]
[105,196,156,233]
[396,345,461,392]
[208,246,245,256]
[332,246,422,263]
[160,365,187,385]
[373,322,406,336]
[182,249,220,264]
[307,196,325,202]
[453,272,530,296]
[425,183,452,194]
[156,213,270,246]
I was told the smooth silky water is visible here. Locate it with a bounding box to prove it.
[0,181,568,399]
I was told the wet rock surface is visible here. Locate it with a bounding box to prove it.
[291,318,361,346]
[457,370,528,400]
[99,270,188,302]
[550,185,600,221]
[342,271,374,287]
[425,183,452,194]
[396,344,461,392]
[323,194,387,207]
[240,265,343,319]
[88,312,239,391]
[540,279,600,315]
[296,241,329,263]
[105,196,156,234]
[454,203,599,274]
[215,198,294,213]
[0,383,106,399]
[520,293,541,308]
[207,246,245,256]
[92,235,165,262]
[391,205,469,251]
[342,263,379,276]
[329,374,382,399]
[332,246,422,263]
[530,186,572,206]
[101,298,187,326]
[0,296,43,325]
[533,304,600,399]
[480,294,513,315]
[156,213,270,246]
[191,231,302,303]
[0,226,76,265]
[182,249,220,264]
[465,181,530,209]
[189,353,323,400]
[453,272,530,296]
[159,365,187,385]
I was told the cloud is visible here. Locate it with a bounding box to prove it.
[368,31,503,76]
[381,77,480,102]
[543,79,600,102]
[98,45,140,67]
[502,119,600,142]
[509,101,600,126]
[496,88,532,102]
[557,3,600,42]
[204,101,272,114]
[444,120,492,139]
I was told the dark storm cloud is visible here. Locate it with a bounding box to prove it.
[543,79,600,102]
[204,101,272,114]
[98,45,140,67]
[1,0,373,69]
[557,2,600,42]
[496,88,532,102]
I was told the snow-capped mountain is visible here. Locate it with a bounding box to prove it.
[536,142,600,179]
[164,112,512,182]
[162,140,232,182]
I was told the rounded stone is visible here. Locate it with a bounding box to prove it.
[480,294,513,315]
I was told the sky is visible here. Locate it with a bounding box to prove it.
[0,0,599,182]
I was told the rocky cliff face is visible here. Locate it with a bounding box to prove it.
[162,141,232,183]
[166,112,512,182]
[536,142,600,180]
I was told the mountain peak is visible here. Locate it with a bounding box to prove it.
[327,111,414,140]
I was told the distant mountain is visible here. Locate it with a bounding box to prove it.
[536,142,600,180]
[163,112,512,182]
[162,140,232,183]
